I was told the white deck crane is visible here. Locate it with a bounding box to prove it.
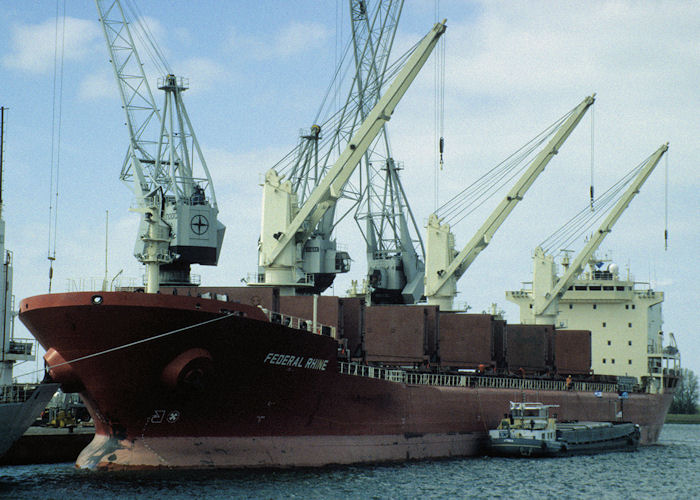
[518,143,669,325]
[425,95,595,310]
[96,0,225,293]
[254,19,447,295]
[272,0,424,302]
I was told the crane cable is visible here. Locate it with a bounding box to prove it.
[47,0,66,293]
[122,0,171,76]
[434,108,575,227]
[590,105,595,211]
[273,39,418,181]
[664,151,669,250]
[15,310,238,381]
[538,151,659,255]
[434,0,445,211]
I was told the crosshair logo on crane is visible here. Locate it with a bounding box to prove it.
[191,215,209,235]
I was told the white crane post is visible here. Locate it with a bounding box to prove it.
[425,95,596,309]
[262,20,447,269]
[532,142,669,324]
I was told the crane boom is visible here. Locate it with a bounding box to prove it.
[96,0,159,195]
[256,19,446,293]
[425,95,595,310]
[530,143,669,323]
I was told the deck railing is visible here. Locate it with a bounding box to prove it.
[338,362,619,393]
[0,383,38,404]
[261,309,337,339]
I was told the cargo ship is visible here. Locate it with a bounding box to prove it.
[0,380,60,458]
[18,2,679,470]
[20,269,679,470]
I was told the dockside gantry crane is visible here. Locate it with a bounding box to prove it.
[424,95,595,310]
[96,0,225,293]
[254,19,446,296]
[350,0,426,305]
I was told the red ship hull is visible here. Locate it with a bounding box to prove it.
[19,291,673,470]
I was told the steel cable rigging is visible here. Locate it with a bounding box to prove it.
[121,0,171,76]
[47,0,66,293]
[434,0,446,210]
[539,150,662,256]
[272,37,421,201]
[434,106,580,228]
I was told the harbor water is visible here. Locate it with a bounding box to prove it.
[1,424,697,499]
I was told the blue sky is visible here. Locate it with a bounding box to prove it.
[1,1,698,377]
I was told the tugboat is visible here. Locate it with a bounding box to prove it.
[487,401,640,457]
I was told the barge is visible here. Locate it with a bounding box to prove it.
[487,401,640,457]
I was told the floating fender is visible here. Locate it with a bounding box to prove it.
[161,348,213,392]
[44,348,85,393]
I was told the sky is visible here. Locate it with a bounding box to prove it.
[1,0,698,379]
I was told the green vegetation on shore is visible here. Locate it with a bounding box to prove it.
[666,411,700,424]
[670,368,698,415]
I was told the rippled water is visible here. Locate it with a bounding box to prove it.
[2,424,698,499]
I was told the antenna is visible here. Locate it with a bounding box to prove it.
[0,106,5,212]
[0,106,5,209]
[102,210,109,291]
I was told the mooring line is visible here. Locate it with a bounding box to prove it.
[19,312,235,379]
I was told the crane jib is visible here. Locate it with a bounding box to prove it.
[263,20,446,268]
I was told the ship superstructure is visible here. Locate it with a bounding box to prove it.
[507,255,680,393]
[506,143,678,394]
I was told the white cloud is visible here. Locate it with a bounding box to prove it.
[175,58,230,94]
[227,21,331,59]
[78,70,113,101]
[444,2,700,98]
[3,17,101,73]
[276,21,331,57]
